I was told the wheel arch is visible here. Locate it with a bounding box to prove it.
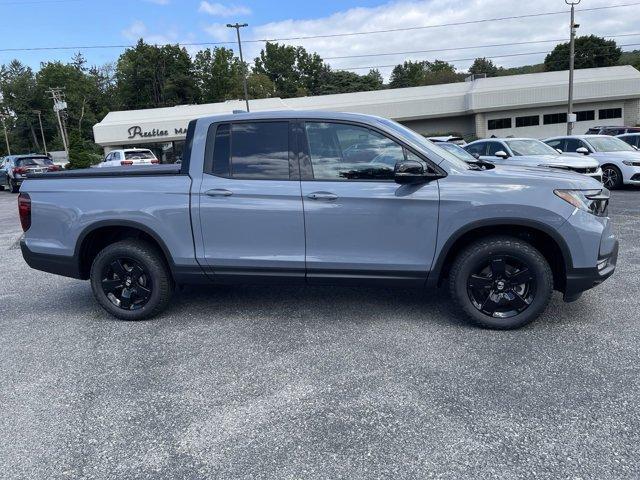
[430,219,572,293]
[75,220,175,280]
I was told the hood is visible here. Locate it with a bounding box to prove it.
[510,154,599,169]
[482,164,603,189]
[590,150,640,160]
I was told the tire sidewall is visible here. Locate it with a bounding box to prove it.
[90,242,169,321]
[452,240,553,329]
[603,165,623,190]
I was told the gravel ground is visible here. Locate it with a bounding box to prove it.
[0,187,638,480]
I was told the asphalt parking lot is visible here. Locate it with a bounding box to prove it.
[0,188,639,480]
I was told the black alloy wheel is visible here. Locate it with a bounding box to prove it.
[466,255,535,319]
[101,257,152,310]
[449,236,553,329]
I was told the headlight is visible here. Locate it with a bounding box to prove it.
[622,160,640,166]
[554,189,609,216]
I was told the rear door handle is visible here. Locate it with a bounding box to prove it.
[205,188,233,197]
[307,192,338,201]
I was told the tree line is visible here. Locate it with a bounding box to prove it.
[0,35,636,164]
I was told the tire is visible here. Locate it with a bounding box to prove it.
[90,239,173,321]
[449,236,553,330]
[602,165,623,190]
[9,178,19,193]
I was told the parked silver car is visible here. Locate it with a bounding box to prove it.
[464,138,602,182]
[617,132,640,149]
[544,135,640,189]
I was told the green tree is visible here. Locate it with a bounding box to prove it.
[389,60,462,88]
[115,39,197,109]
[253,42,329,98]
[469,57,501,77]
[246,73,277,99]
[544,35,622,71]
[315,69,384,95]
[193,47,244,103]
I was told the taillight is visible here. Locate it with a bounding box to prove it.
[47,165,61,171]
[13,167,27,175]
[151,159,159,164]
[18,193,31,232]
[120,160,133,166]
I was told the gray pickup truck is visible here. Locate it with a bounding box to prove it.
[19,111,618,329]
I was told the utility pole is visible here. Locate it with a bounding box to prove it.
[47,88,69,158]
[227,22,250,112]
[566,0,581,135]
[0,114,10,155]
[33,110,48,155]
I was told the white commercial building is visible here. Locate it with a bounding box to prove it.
[93,65,640,162]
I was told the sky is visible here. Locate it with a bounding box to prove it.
[1,0,639,80]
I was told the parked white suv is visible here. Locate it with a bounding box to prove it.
[98,148,159,168]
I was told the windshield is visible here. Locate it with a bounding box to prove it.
[125,150,156,160]
[436,142,477,162]
[587,136,636,152]
[506,139,558,156]
[16,157,51,167]
[377,118,472,170]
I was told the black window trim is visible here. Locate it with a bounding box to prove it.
[297,118,446,182]
[203,119,298,181]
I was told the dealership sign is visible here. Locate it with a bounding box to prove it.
[127,125,188,140]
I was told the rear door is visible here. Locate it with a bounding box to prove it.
[198,120,306,281]
[298,120,439,285]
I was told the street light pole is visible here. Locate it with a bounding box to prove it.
[566,0,581,135]
[227,22,250,112]
[0,115,10,155]
[33,110,48,155]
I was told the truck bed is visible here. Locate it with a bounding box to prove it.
[27,164,183,179]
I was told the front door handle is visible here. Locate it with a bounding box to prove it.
[205,188,233,197]
[307,192,338,201]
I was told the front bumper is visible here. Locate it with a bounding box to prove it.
[563,238,618,301]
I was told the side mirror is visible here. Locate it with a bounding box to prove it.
[495,150,509,159]
[556,148,563,154]
[576,147,590,155]
[394,160,441,184]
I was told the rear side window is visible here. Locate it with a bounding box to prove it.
[465,142,486,156]
[210,122,290,180]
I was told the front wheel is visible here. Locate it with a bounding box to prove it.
[602,165,623,190]
[90,240,174,320]
[449,236,553,329]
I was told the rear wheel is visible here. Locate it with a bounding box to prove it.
[90,240,173,320]
[449,236,553,329]
[602,165,623,189]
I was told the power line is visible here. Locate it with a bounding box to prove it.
[339,42,640,71]
[323,33,640,60]
[1,1,640,53]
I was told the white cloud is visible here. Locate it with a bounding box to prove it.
[239,0,639,80]
[199,1,251,17]
[121,20,197,50]
[204,23,235,43]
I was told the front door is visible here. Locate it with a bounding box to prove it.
[198,120,306,282]
[298,121,440,285]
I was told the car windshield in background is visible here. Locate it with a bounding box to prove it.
[377,118,472,170]
[436,142,477,162]
[16,157,50,167]
[587,137,637,152]
[506,140,558,156]
[124,150,155,160]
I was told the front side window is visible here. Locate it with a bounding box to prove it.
[486,142,506,156]
[210,121,290,180]
[564,138,589,153]
[304,122,405,180]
